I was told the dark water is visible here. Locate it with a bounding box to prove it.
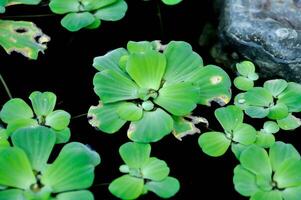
[1,0,300,199]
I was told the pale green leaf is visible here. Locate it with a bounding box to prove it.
[198,132,231,157]
[41,142,100,192]
[154,82,199,116]
[128,108,173,143]
[232,123,257,145]
[49,0,79,14]
[250,190,282,200]
[214,105,243,132]
[7,0,41,6]
[0,98,33,124]
[94,0,128,21]
[267,103,288,120]
[142,157,169,181]
[88,102,126,133]
[233,165,259,196]
[145,177,180,198]
[231,143,248,159]
[263,121,279,134]
[119,142,150,169]
[11,126,56,172]
[281,185,301,200]
[6,118,38,136]
[234,76,254,91]
[93,69,139,103]
[236,61,256,77]
[269,142,300,172]
[81,0,117,11]
[278,82,301,112]
[55,128,71,144]
[277,114,301,130]
[245,106,269,118]
[126,50,166,90]
[263,79,288,97]
[0,189,24,200]
[116,102,143,121]
[274,159,301,188]
[163,41,203,84]
[127,41,154,54]
[61,12,95,32]
[0,20,50,59]
[0,147,35,189]
[244,87,273,107]
[56,190,94,200]
[45,110,70,131]
[109,175,144,200]
[255,131,275,148]
[29,91,56,116]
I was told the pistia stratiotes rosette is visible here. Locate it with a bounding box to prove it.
[88,41,231,143]
[233,142,301,200]
[109,142,180,199]
[0,126,100,200]
[198,105,257,157]
[49,0,128,32]
[0,91,71,143]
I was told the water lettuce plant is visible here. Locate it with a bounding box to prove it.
[0,91,71,143]
[233,142,301,200]
[0,126,100,200]
[49,0,128,31]
[88,40,231,143]
[233,61,258,91]
[109,142,179,199]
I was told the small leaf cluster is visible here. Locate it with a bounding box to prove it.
[109,142,180,200]
[0,91,71,143]
[0,92,100,200]
[49,0,128,32]
[88,40,231,143]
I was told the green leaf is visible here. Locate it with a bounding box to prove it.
[11,126,56,172]
[198,132,231,157]
[269,142,300,172]
[0,147,35,189]
[172,116,200,141]
[250,190,282,200]
[41,142,100,192]
[239,145,272,180]
[255,131,275,148]
[29,91,56,117]
[81,0,117,11]
[161,0,182,5]
[61,12,95,32]
[145,177,180,198]
[233,165,259,196]
[7,0,41,6]
[56,190,94,200]
[234,76,254,91]
[234,92,248,110]
[109,175,144,200]
[49,0,79,14]
[0,20,50,59]
[274,159,301,188]
[116,102,143,121]
[85,18,101,29]
[245,106,269,118]
[154,82,199,116]
[45,110,70,131]
[267,103,288,120]
[128,108,173,143]
[194,65,232,106]
[264,79,288,97]
[0,98,33,124]
[0,189,24,200]
[163,41,203,84]
[6,118,38,136]
[281,185,301,200]
[277,114,301,130]
[236,61,256,77]
[127,41,154,54]
[263,121,279,134]
[214,105,243,132]
[126,50,166,90]
[244,87,273,107]
[94,0,128,21]
[93,48,128,74]
[278,82,301,112]
[119,142,150,169]
[231,143,248,159]
[55,128,71,144]
[142,157,169,181]
[232,123,257,145]
[88,102,126,133]
[93,70,139,103]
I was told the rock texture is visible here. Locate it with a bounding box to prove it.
[219,0,301,82]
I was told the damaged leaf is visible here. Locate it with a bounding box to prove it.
[0,20,50,59]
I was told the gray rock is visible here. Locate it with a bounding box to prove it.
[219,0,301,82]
